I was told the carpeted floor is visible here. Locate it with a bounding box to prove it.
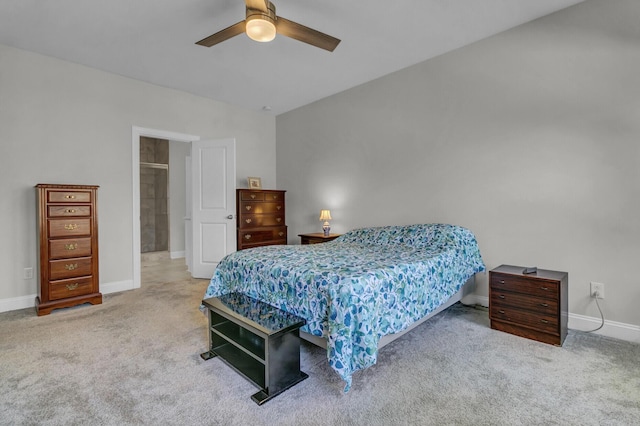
[1,270,639,425]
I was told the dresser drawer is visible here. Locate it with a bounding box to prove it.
[49,276,93,300]
[48,190,92,203]
[49,238,92,259]
[490,273,558,300]
[240,191,265,201]
[263,192,284,201]
[239,227,287,245]
[48,205,91,217]
[48,218,91,238]
[239,214,285,229]
[49,257,93,280]
[239,202,285,214]
[490,291,557,316]
[490,305,559,334]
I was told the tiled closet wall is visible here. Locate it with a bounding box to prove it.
[140,137,169,253]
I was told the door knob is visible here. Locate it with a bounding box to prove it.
[226,215,233,219]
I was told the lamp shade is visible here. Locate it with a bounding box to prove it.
[319,210,332,221]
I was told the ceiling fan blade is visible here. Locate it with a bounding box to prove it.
[245,0,269,12]
[275,17,340,52]
[196,21,246,47]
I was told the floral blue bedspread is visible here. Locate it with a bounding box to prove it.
[203,223,485,391]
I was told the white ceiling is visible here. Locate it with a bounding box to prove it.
[0,0,585,115]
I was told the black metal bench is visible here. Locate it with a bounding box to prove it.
[201,292,308,405]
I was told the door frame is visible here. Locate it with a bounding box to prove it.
[131,126,200,289]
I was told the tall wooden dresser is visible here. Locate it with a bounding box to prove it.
[36,184,102,316]
[236,189,287,250]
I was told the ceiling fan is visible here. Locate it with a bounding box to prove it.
[196,0,341,52]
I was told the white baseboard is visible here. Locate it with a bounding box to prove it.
[568,313,640,344]
[101,279,136,294]
[0,294,36,313]
[170,251,185,259]
[460,294,639,344]
[0,279,135,313]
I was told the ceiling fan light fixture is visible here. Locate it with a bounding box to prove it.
[246,14,276,42]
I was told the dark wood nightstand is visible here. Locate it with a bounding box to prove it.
[298,233,341,245]
[489,264,568,346]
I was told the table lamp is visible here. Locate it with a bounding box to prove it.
[319,210,332,236]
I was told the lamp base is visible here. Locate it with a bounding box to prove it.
[322,223,330,237]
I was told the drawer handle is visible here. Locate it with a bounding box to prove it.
[498,294,505,299]
[66,283,79,291]
[65,209,77,214]
[276,206,282,210]
[540,303,549,308]
[245,219,252,224]
[250,194,256,199]
[540,287,549,291]
[64,223,78,230]
[540,319,549,324]
[64,195,76,199]
[500,280,505,284]
[244,234,252,240]
[65,263,78,271]
[273,195,278,199]
[65,243,78,250]
[276,218,281,222]
[279,232,284,236]
[498,310,505,314]
[246,206,252,211]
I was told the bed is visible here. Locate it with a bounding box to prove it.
[203,223,485,391]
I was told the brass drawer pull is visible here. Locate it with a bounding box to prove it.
[276,218,281,222]
[540,287,549,291]
[65,263,78,271]
[276,206,282,210]
[244,234,252,240]
[245,219,252,224]
[64,223,78,230]
[500,280,505,284]
[272,195,277,199]
[65,243,78,250]
[498,295,505,299]
[250,194,256,199]
[279,232,284,236]
[540,303,549,307]
[246,206,252,211]
[64,195,76,199]
[66,283,79,291]
[65,209,77,214]
[498,310,505,314]
[540,319,549,324]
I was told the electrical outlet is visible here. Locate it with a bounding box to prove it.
[23,267,33,280]
[590,282,605,299]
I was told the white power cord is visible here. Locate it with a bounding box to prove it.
[582,291,605,333]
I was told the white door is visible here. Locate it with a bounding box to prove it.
[190,139,236,278]
[184,155,192,273]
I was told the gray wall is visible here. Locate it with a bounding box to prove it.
[0,43,276,307]
[277,0,640,329]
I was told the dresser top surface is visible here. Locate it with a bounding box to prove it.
[491,264,568,281]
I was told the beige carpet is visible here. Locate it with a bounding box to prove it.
[1,273,639,425]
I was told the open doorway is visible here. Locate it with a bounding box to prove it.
[140,137,169,255]
[131,127,237,289]
[131,127,200,290]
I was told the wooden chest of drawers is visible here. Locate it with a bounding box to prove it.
[236,189,287,250]
[489,264,568,346]
[36,184,102,316]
